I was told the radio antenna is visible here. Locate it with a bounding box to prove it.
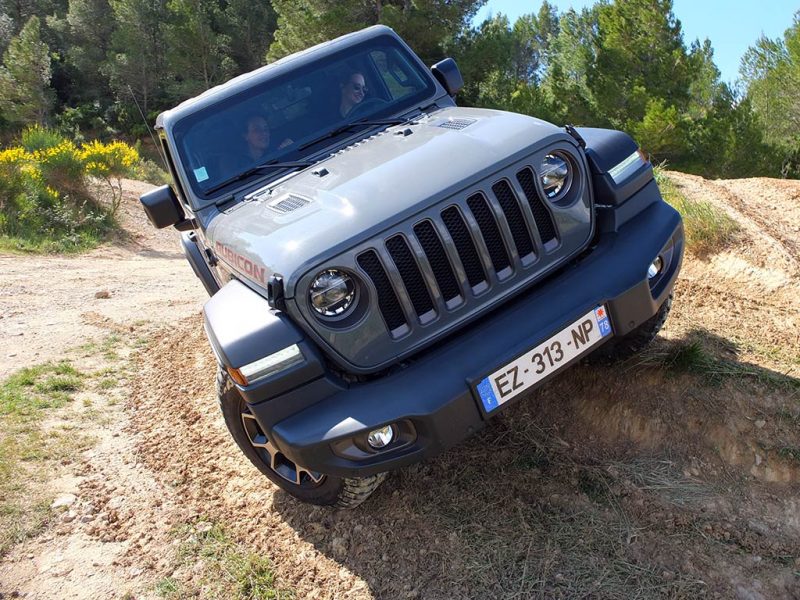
[127,85,169,172]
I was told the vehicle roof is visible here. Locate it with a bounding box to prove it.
[155,25,401,130]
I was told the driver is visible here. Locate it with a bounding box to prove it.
[242,114,293,162]
[339,72,367,118]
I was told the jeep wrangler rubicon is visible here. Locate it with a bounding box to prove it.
[140,26,683,508]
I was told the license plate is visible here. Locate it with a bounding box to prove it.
[475,306,612,413]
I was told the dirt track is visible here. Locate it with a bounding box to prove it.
[1,174,799,599]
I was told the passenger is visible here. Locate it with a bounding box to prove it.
[339,72,367,118]
[241,114,292,163]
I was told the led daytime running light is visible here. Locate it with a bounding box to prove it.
[228,344,304,386]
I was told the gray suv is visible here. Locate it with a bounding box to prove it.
[140,25,683,507]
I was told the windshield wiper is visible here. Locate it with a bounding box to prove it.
[206,160,314,195]
[298,117,414,151]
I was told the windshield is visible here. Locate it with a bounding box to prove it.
[172,35,437,200]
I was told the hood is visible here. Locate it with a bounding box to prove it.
[205,106,569,295]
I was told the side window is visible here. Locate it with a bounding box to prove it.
[370,49,426,102]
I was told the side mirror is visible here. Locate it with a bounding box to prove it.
[431,58,464,97]
[139,185,188,229]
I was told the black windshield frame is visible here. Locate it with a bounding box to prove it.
[171,34,439,202]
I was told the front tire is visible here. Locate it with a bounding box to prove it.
[590,293,673,363]
[217,368,385,508]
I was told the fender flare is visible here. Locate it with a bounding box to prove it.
[181,232,220,296]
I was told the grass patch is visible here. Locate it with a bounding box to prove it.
[161,522,293,599]
[0,362,87,555]
[635,338,800,391]
[80,333,124,361]
[0,228,109,254]
[611,458,715,507]
[776,447,800,463]
[655,167,740,255]
[98,377,119,390]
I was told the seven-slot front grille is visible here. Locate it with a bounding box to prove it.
[358,166,563,334]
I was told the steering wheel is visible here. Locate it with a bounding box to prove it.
[348,97,388,119]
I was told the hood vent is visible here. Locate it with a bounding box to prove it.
[268,194,310,214]
[436,118,476,131]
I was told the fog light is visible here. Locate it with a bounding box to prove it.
[367,425,394,449]
[648,256,664,279]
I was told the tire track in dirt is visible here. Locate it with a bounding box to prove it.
[666,171,800,275]
[713,178,800,264]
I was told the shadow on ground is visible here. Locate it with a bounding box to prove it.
[272,330,800,599]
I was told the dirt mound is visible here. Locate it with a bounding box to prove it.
[120,172,800,598]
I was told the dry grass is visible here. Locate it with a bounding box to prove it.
[631,334,800,390]
[655,167,740,255]
[158,521,293,599]
[0,363,88,555]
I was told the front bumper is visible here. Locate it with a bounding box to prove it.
[236,186,683,478]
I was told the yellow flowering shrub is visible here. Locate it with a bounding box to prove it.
[79,139,140,216]
[0,129,140,253]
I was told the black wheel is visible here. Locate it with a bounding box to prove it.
[216,368,385,508]
[590,293,674,363]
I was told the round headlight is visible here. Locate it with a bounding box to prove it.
[540,153,572,199]
[309,269,356,317]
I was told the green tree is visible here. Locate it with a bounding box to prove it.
[540,7,598,125]
[267,0,375,61]
[63,0,115,102]
[0,0,64,32]
[0,12,13,53]
[588,0,690,129]
[740,12,800,158]
[105,0,168,117]
[267,0,484,64]
[0,16,54,125]
[166,0,233,97]
[223,0,276,73]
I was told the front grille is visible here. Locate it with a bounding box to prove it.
[517,168,558,245]
[300,141,596,371]
[357,165,568,333]
[413,221,460,302]
[467,193,511,274]
[492,180,534,259]
[356,251,406,332]
[386,235,434,317]
[441,206,485,288]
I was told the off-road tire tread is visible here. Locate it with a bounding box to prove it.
[216,368,385,509]
[336,473,388,509]
[591,293,673,363]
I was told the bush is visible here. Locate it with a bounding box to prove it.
[80,139,139,216]
[0,128,139,253]
[132,157,171,185]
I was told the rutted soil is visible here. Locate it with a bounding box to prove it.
[1,174,800,599]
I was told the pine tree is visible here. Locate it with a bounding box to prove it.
[166,0,232,97]
[267,0,484,64]
[0,15,54,125]
[588,0,691,129]
[64,0,115,102]
[223,0,275,73]
[105,0,168,116]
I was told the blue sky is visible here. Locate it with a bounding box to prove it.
[474,1,799,85]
